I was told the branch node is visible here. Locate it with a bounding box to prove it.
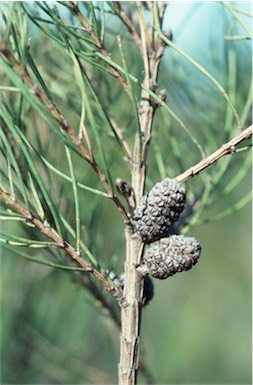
[162,29,173,45]
[116,178,136,213]
[58,239,67,249]
[10,193,16,202]
[136,264,149,277]
[120,298,130,308]
[31,84,39,96]
[26,211,34,221]
[43,220,51,229]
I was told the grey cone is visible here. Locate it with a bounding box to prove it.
[133,178,186,243]
[143,234,201,279]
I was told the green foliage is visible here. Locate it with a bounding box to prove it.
[0,2,252,384]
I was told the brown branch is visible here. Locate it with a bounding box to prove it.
[0,46,87,153]
[67,2,102,49]
[114,2,142,51]
[0,45,131,225]
[0,187,127,306]
[65,2,130,97]
[176,124,253,183]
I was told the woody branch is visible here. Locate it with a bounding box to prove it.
[177,124,253,183]
[0,187,127,305]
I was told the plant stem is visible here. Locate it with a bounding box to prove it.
[118,4,168,384]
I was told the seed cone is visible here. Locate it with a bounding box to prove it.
[133,178,186,243]
[143,235,201,279]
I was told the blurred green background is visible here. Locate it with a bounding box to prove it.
[0,2,252,384]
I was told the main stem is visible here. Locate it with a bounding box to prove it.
[118,5,167,384]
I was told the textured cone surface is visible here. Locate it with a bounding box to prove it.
[133,178,186,243]
[143,235,201,279]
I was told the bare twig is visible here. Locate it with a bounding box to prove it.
[0,187,127,306]
[176,124,253,183]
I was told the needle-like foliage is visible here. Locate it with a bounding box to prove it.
[0,2,252,384]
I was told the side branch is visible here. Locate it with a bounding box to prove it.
[0,188,126,306]
[176,125,253,183]
[65,2,130,97]
[114,2,142,51]
[0,46,130,225]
